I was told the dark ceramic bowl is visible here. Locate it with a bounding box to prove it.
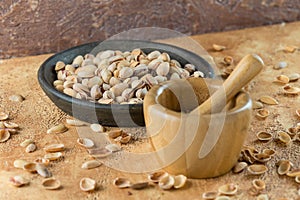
[38,40,214,127]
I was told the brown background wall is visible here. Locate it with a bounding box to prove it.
[0,0,299,59]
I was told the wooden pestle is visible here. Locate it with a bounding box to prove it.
[191,54,264,115]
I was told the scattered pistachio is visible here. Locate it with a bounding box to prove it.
[9,175,29,187]
[247,164,268,175]
[232,162,248,173]
[42,178,61,190]
[274,61,287,70]
[90,123,105,133]
[212,44,226,51]
[25,143,37,153]
[47,123,68,134]
[81,160,102,169]
[77,138,94,148]
[258,95,279,105]
[218,183,238,195]
[0,112,9,121]
[9,94,24,102]
[44,143,65,153]
[256,131,273,142]
[256,108,270,120]
[0,129,10,142]
[66,119,85,126]
[158,175,174,190]
[202,191,218,200]
[113,177,131,188]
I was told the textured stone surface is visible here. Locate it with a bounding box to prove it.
[0,0,300,58]
[0,22,300,199]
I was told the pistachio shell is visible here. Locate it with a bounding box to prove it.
[283,45,298,53]
[9,175,30,187]
[23,162,37,173]
[218,183,238,195]
[3,121,19,129]
[274,61,288,70]
[72,55,84,66]
[36,163,52,178]
[0,129,10,142]
[262,149,276,156]
[256,108,270,120]
[90,85,102,99]
[98,50,115,60]
[107,130,122,139]
[202,191,218,200]
[283,84,300,95]
[0,112,9,121]
[20,139,34,147]
[88,147,112,158]
[118,67,133,79]
[66,119,85,126]
[42,178,61,190]
[44,152,63,161]
[55,61,65,71]
[105,144,121,152]
[252,179,266,190]
[286,168,300,177]
[277,131,292,145]
[277,160,291,175]
[258,95,279,105]
[232,162,248,173]
[156,62,170,76]
[256,131,273,141]
[273,75,289,84]
[113,177,131,188]
[90,123,105,133]
[47,123,68,134]
[13,159,29,169]
[9,94,25,102]
[296,109,300,118]
[77,138,94,148]
[44,144,65,153]
[212,44,226,51]
[173,174,187,189]
[81,160,102,169]
[110,82,128,97]
[247,164,268,175]
[288,73,300,82]
[25,143,37,153]
[148,171,169,183]
[295,176,300,184]
[98,98,113,104]
[158,175,174,190]
[130,182,149,190]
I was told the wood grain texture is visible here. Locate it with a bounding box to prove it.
[0,0,300,58]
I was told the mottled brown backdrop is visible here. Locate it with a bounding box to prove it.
[0,0,299,58]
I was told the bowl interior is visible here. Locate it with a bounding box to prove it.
[38,40,215,126]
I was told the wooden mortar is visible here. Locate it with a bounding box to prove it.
[143,54,263,178]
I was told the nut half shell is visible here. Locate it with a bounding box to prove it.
[42,178,61,190]
[0,129,10,142]
[9,175,30,187]
[158,175,174,190]
[148,171,169,183]
[218,183,238,195]
[44,143,65,153]
[77,138,94,148]
[247,164,268,175]
[113,177,131,188]
[173,174,187,189]
[80,177,96,192]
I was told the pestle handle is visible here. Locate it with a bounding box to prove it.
[191,54,264,115]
